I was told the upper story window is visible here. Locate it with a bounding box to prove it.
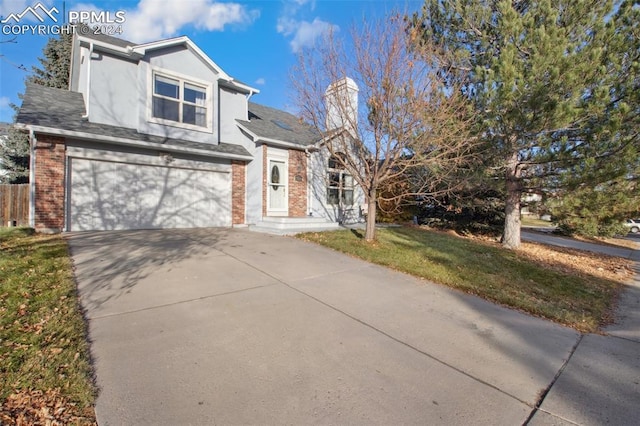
[152,72,208,128]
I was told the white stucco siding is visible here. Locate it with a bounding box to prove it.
[76,52,88,100]
[219,87,248,143]
[69,40,83,93]
[89,51,139,129]
[309,145,365,223]
[66,141,231,231]
[245,143,263,225]
[147,46,218,82]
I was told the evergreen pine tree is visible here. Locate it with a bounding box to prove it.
[412,0,639,247]
[0,32,72,183]
[0,106,30,184]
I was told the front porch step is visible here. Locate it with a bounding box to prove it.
[249,217,340,235]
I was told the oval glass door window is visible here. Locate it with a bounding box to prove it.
[271,165,280,190]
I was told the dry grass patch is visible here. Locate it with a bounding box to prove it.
[0,228,96,425]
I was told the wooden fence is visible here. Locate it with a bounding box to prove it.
[0,184,29,227]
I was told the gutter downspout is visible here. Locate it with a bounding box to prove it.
[82,42,93,119]
[28,130,36,228]
[246,89,255,119]
[305,148,312,216]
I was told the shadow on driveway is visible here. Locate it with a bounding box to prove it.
[67,228,230,316]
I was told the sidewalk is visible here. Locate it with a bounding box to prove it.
[522,230,640,425]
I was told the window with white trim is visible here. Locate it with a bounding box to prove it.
[152,73,208,127]
[327,154,354,205]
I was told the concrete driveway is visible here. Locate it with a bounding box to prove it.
[67,228,638,425]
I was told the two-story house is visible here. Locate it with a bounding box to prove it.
[16,29,364,233]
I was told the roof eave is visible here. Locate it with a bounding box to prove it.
[16,123,253,161]
[77,37,142,59]
[220,79,260,95]
[314,127,354,148]
[236,122,317,151]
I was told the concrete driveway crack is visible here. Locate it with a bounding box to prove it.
[523,334,584,424]
[219,247,533,409]
[90,283,279,320]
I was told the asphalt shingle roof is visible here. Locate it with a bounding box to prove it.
[239,102,321,147]
[77,24,135,48]
[17,83,251,158]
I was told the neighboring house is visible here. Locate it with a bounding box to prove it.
[521,192,543,217]
[15,30,364,233]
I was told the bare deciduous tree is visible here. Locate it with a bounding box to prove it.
[291,14,479,241]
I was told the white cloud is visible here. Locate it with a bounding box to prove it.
[255,77,266,85]
[292,0,315,9]
[278,17,336,53]
[0,96,10,108]
[276,1,335,53]
[276,16,297,36]
[112,0,260,43]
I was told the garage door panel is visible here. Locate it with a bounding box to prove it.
[70,158,230,231]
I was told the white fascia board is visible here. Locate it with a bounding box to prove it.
[17,124,253,161]
[132,35,188,50]
[236,122,315,151]
[77,37,142,59]
[226,79,260,94]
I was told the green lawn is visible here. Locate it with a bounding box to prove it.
[0,228,96,424]
[298,226,621,333]
[521,216,555,227]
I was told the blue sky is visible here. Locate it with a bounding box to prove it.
[0,0,423,123]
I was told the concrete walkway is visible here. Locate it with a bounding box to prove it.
[67,229,640,425]
[522,230,640,425]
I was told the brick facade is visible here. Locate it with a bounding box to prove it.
[34,134,66,232]
[288,149,307,217]
[231,160,246,225]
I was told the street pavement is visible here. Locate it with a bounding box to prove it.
[67,228,640,425]
[522,230,640,260]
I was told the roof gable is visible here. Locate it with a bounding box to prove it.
[134,37,230,80]
[77,30,258,94]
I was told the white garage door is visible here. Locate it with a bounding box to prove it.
[69,157,231,231]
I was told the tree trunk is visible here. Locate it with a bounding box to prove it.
[365,188,377,241]
[502,153,521,250]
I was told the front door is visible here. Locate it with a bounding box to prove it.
[267,159,288,216]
